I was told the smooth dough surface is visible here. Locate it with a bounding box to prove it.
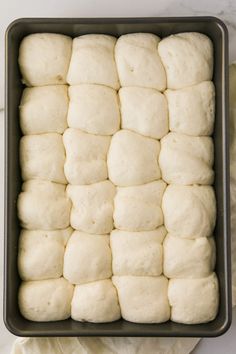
[114,181,166,231]
[19,33,72,86]
[162,185,216,238]
[113,275,170,323]
[67,34,119,89]
[165,81,215,136]
[158,32,213,89]
[67,85,120,135]
[168,273,219,324]
[163,234,216,278]
[110,228,166,276]
[20,133,66,184]
[67,181,116,234]
[159,132,214,185]
[63,231,112,285]
[71,280,121,323]
[19,85,69,135]
[115,33,166,90]
[17,180,71,230]
[18,228,73,281]
[107,130,161,186]
[18,278,74,322]
[63,128,111,185]
[119,87,168,139]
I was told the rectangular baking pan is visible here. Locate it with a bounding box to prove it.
[4,16,231,337]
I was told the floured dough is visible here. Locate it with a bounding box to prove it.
[63,231,112,285]
[119,87,168,139]
[114,181,166,231]
[71,279,121,323]
[17,180,71,230]
[159,132,214,185]
[63,128,111,185]
[163,234,216,278]
[158,32,213,89]
[113,275,170,323]
[19,33,72,86]
[18,228,72,281]
[115,33,166,90]
[162,185,216,238]
[165,81,215,136]
[67,85,120,135]
[110,228,166,276]
[107,130,161,186]
[67,34,119,89]
[168,273,219,324]
[19,85,68,135]
[67,181,116,234]
[20,133,66,184]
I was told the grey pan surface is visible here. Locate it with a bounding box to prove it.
[4,16,231,337]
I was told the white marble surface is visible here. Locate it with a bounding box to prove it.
[1,0,236,353]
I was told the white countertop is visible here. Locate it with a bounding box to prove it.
[0,0,236,353]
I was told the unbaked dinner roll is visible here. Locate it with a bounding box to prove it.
[17,180,71,230]
[113,181,166,231]
[20,133,66,184]
[67,84,120,135]
[107,130,161,186]
[115,33,166,90]
[63,128,111,185]
[71,280,121,323]
[63,231,112,285]
[18,278,74,322]
[67,34,119,89]
[110,228,166,276]
[158,32,213,89]
[67,181,116,234]
[18,228,73,281]
[19,33,72,86]
[168,273,219,324]
[159,132,214,185]
[119,87,168,139]
[162,185,216,238]
[19,86,69,135]
[165,81,215,136]
[163,234,216,278]
[113,275,170,323]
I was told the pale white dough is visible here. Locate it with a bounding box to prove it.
[63,128,111,185]
[107,130,161,186]
[18,228,73,281]
[63,231,112,285]
[67,34,119,89]
[119,87,169,139]
[162,185,216,238]
[20,133,66,184]
[158,32,213,89]
[113,275,170,323]
[114,181,166,231]
[17,180,71,230]
[19,33,72,86]
[110,228,166,276]
[159,132,214,185]
[168,273,219,324]
[19,85,69,135]
[18,278,74,322]
[163,234,216,278]
[165,81,215,136]
[67,181,116,234]
[67,85,120,135]
[71,280,121,323]
[115,33,166,90]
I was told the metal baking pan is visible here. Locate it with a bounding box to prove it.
[4,16,231,337]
